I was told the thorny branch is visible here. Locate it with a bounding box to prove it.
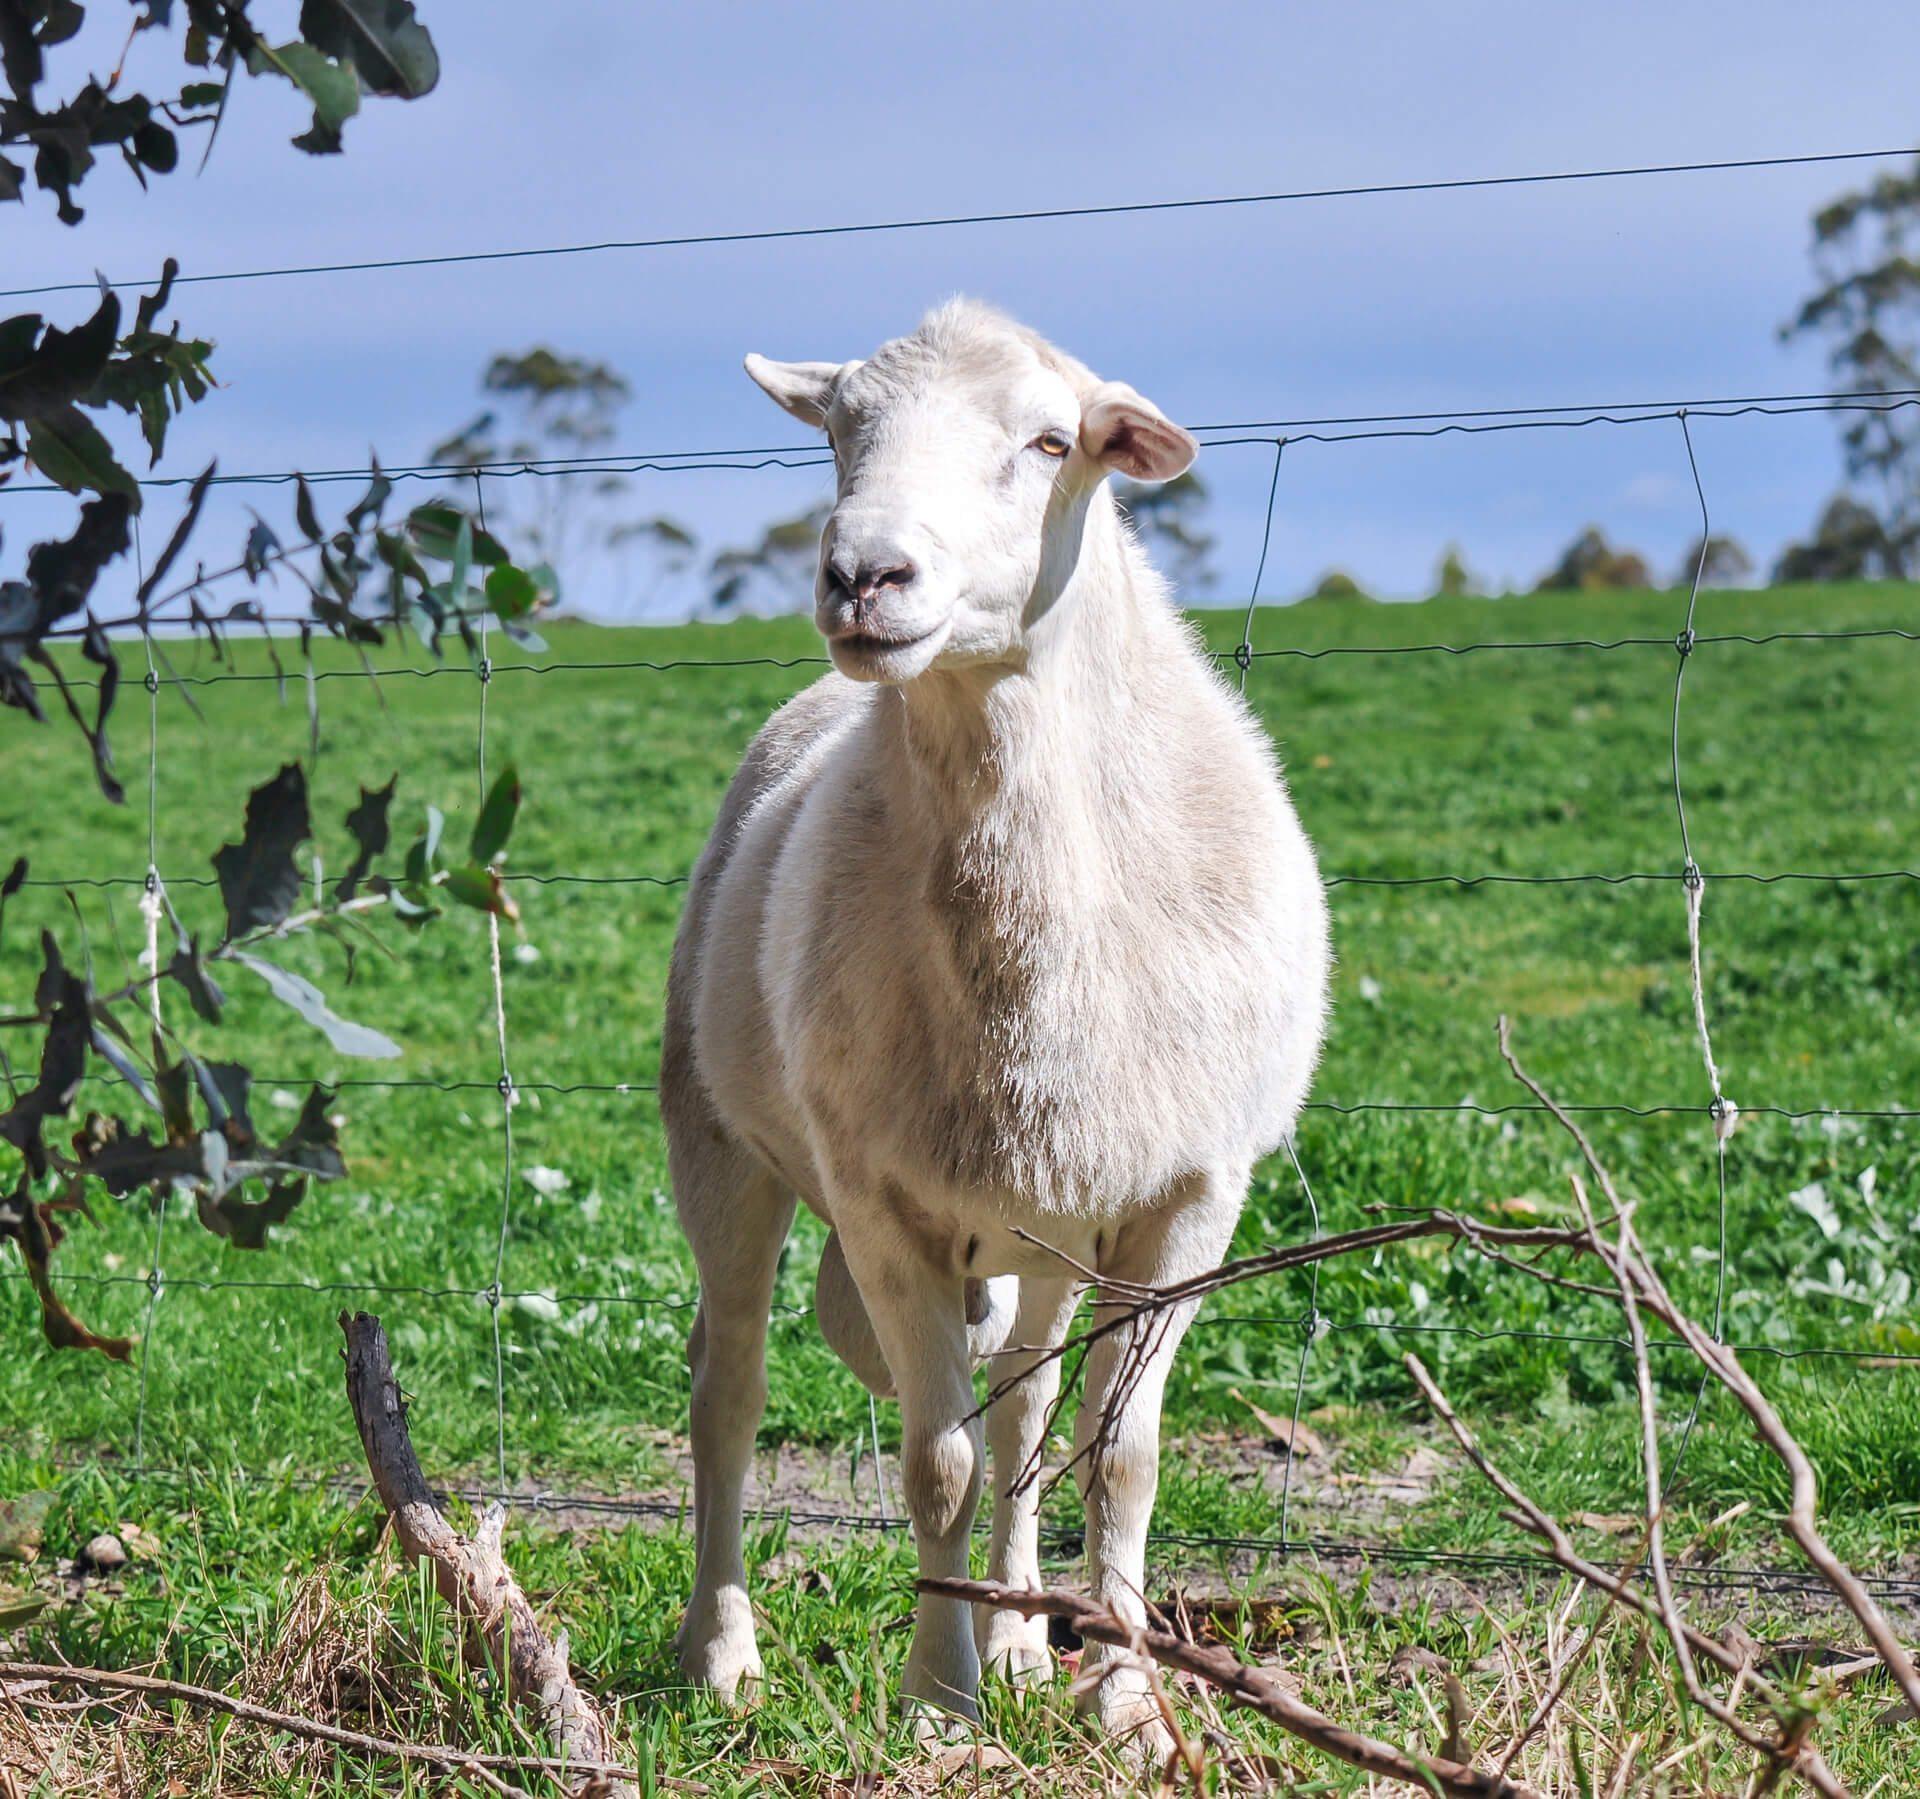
[984,1017,1917,1795]
[923,1577,1548,1799]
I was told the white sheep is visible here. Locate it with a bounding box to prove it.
[661,299,1330,1753]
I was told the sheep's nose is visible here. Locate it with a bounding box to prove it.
[845,558,916,602]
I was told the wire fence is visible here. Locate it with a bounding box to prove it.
[4,149,1918,1589]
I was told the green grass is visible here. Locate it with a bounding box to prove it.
[2,582,1918,1786]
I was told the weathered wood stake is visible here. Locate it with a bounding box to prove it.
[339,1309,636,1799]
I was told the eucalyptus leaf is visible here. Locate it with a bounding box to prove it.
[228,951,402,1059]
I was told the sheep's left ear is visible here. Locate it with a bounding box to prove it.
[1079,380,1198,482]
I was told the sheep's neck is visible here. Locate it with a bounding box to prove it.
[880,510,1147,924]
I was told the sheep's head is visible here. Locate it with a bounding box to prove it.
[744,299,1196,684]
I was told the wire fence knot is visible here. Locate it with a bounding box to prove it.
[1682,858,1704,892]
[1233,641,1253,673]
[142,668,159,695]
[478,656,494,685]
[1674,627,1697,659]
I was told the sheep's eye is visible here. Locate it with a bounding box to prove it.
[1032,430,1073,458]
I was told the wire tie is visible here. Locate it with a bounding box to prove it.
[1233,641,1253,672]
[143,868,159,896]
[478,656,494,684]
[147,1268,164,1296]
[498,1073,515,1101]
[484,1281,502,1309]
[143,669,159,694]
[1682,858,1703,892]
[1674,627,1696,658]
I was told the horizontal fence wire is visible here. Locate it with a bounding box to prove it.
[76,1463,1920,1610]
[5,383,1920,502]
[5,195,1920,1599]
[5,142,1913,300]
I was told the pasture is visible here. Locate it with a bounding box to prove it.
[2,578,1918,1793]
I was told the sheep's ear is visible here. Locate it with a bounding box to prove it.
[743,355,854,428]
[1079,380,1198,482]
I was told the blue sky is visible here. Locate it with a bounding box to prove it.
[7,1,1919,619]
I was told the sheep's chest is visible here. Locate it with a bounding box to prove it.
[773,813,1265,1214]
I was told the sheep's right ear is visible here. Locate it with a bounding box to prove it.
[743,355,855,428]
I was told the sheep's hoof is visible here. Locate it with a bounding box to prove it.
[1076,1660,1175,1767]
[676,1605,764,1705]
[906,1696,980,1749]
[978,1610,1053,1691]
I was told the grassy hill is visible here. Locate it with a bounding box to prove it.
[1,580,1916,1553]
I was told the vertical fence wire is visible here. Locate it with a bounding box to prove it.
[130,522,168,1466]
[1275,1136,1324,1554]
[474,472,519,1501]
[1662,409,1735,1491]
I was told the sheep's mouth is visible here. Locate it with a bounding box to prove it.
[831,626,941,655]
[826,616,953,681]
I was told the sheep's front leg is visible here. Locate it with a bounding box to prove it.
[1073,1173,1245,1759]
[978,1275,1079,1684]
[673,1153,796,1702]
[835,1219,984,1728]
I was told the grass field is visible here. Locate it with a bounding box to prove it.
[3,580,1918,1792]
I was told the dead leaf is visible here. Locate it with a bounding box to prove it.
[1228,1388,1327,1458]
[1387,1644,1450,1687]
[1573,1511,1641,1535]
[933,1744,1022,1776]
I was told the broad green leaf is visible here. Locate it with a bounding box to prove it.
[298,0,440,98]
[441,863,518,922]
[25,406,139,504]
[249,40,361,154]
[336,774,397,901]
[470,764,520,864]
[484,562,539,620]
[407,502,507,567]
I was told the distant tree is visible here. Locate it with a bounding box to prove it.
[1113,470,1217,594]
[1433,544,1480,597]
[1782,157,1920,575]
[1771,493,1899,584]
[1535,527,1651,593]
[432,350,697,615]
[1674,534,1754,589]
[707,503,830,612]
[1308,570,1365,600]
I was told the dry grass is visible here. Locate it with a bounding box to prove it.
[5,1539,1912,1798]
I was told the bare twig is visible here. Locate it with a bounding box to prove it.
[338,1310,639,1799]
[921,1577,1549,1799]
[0,1658,662,1795]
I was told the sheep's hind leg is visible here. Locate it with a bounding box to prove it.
[1073,1173,1245,1761]
[978,1275,1079,1686]
[672,1134,795,1702]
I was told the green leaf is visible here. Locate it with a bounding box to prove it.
[0,292,119,420]
[211,762,312,941]
[228,952,402,1059]
[441,863,518,922]
[403,803,444,887]
[180,81,226,108]
[297,0,440,99]
[407,502,507,567]
[295,475,323,543]
[247,39,362,154]
[484,562,539,621]
[470,764,520,864]
[24,406,140,504]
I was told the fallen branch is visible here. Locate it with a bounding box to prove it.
[920,1576,1547,1799]
[0,1658,652,1797]
[338,1309,638,1799]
